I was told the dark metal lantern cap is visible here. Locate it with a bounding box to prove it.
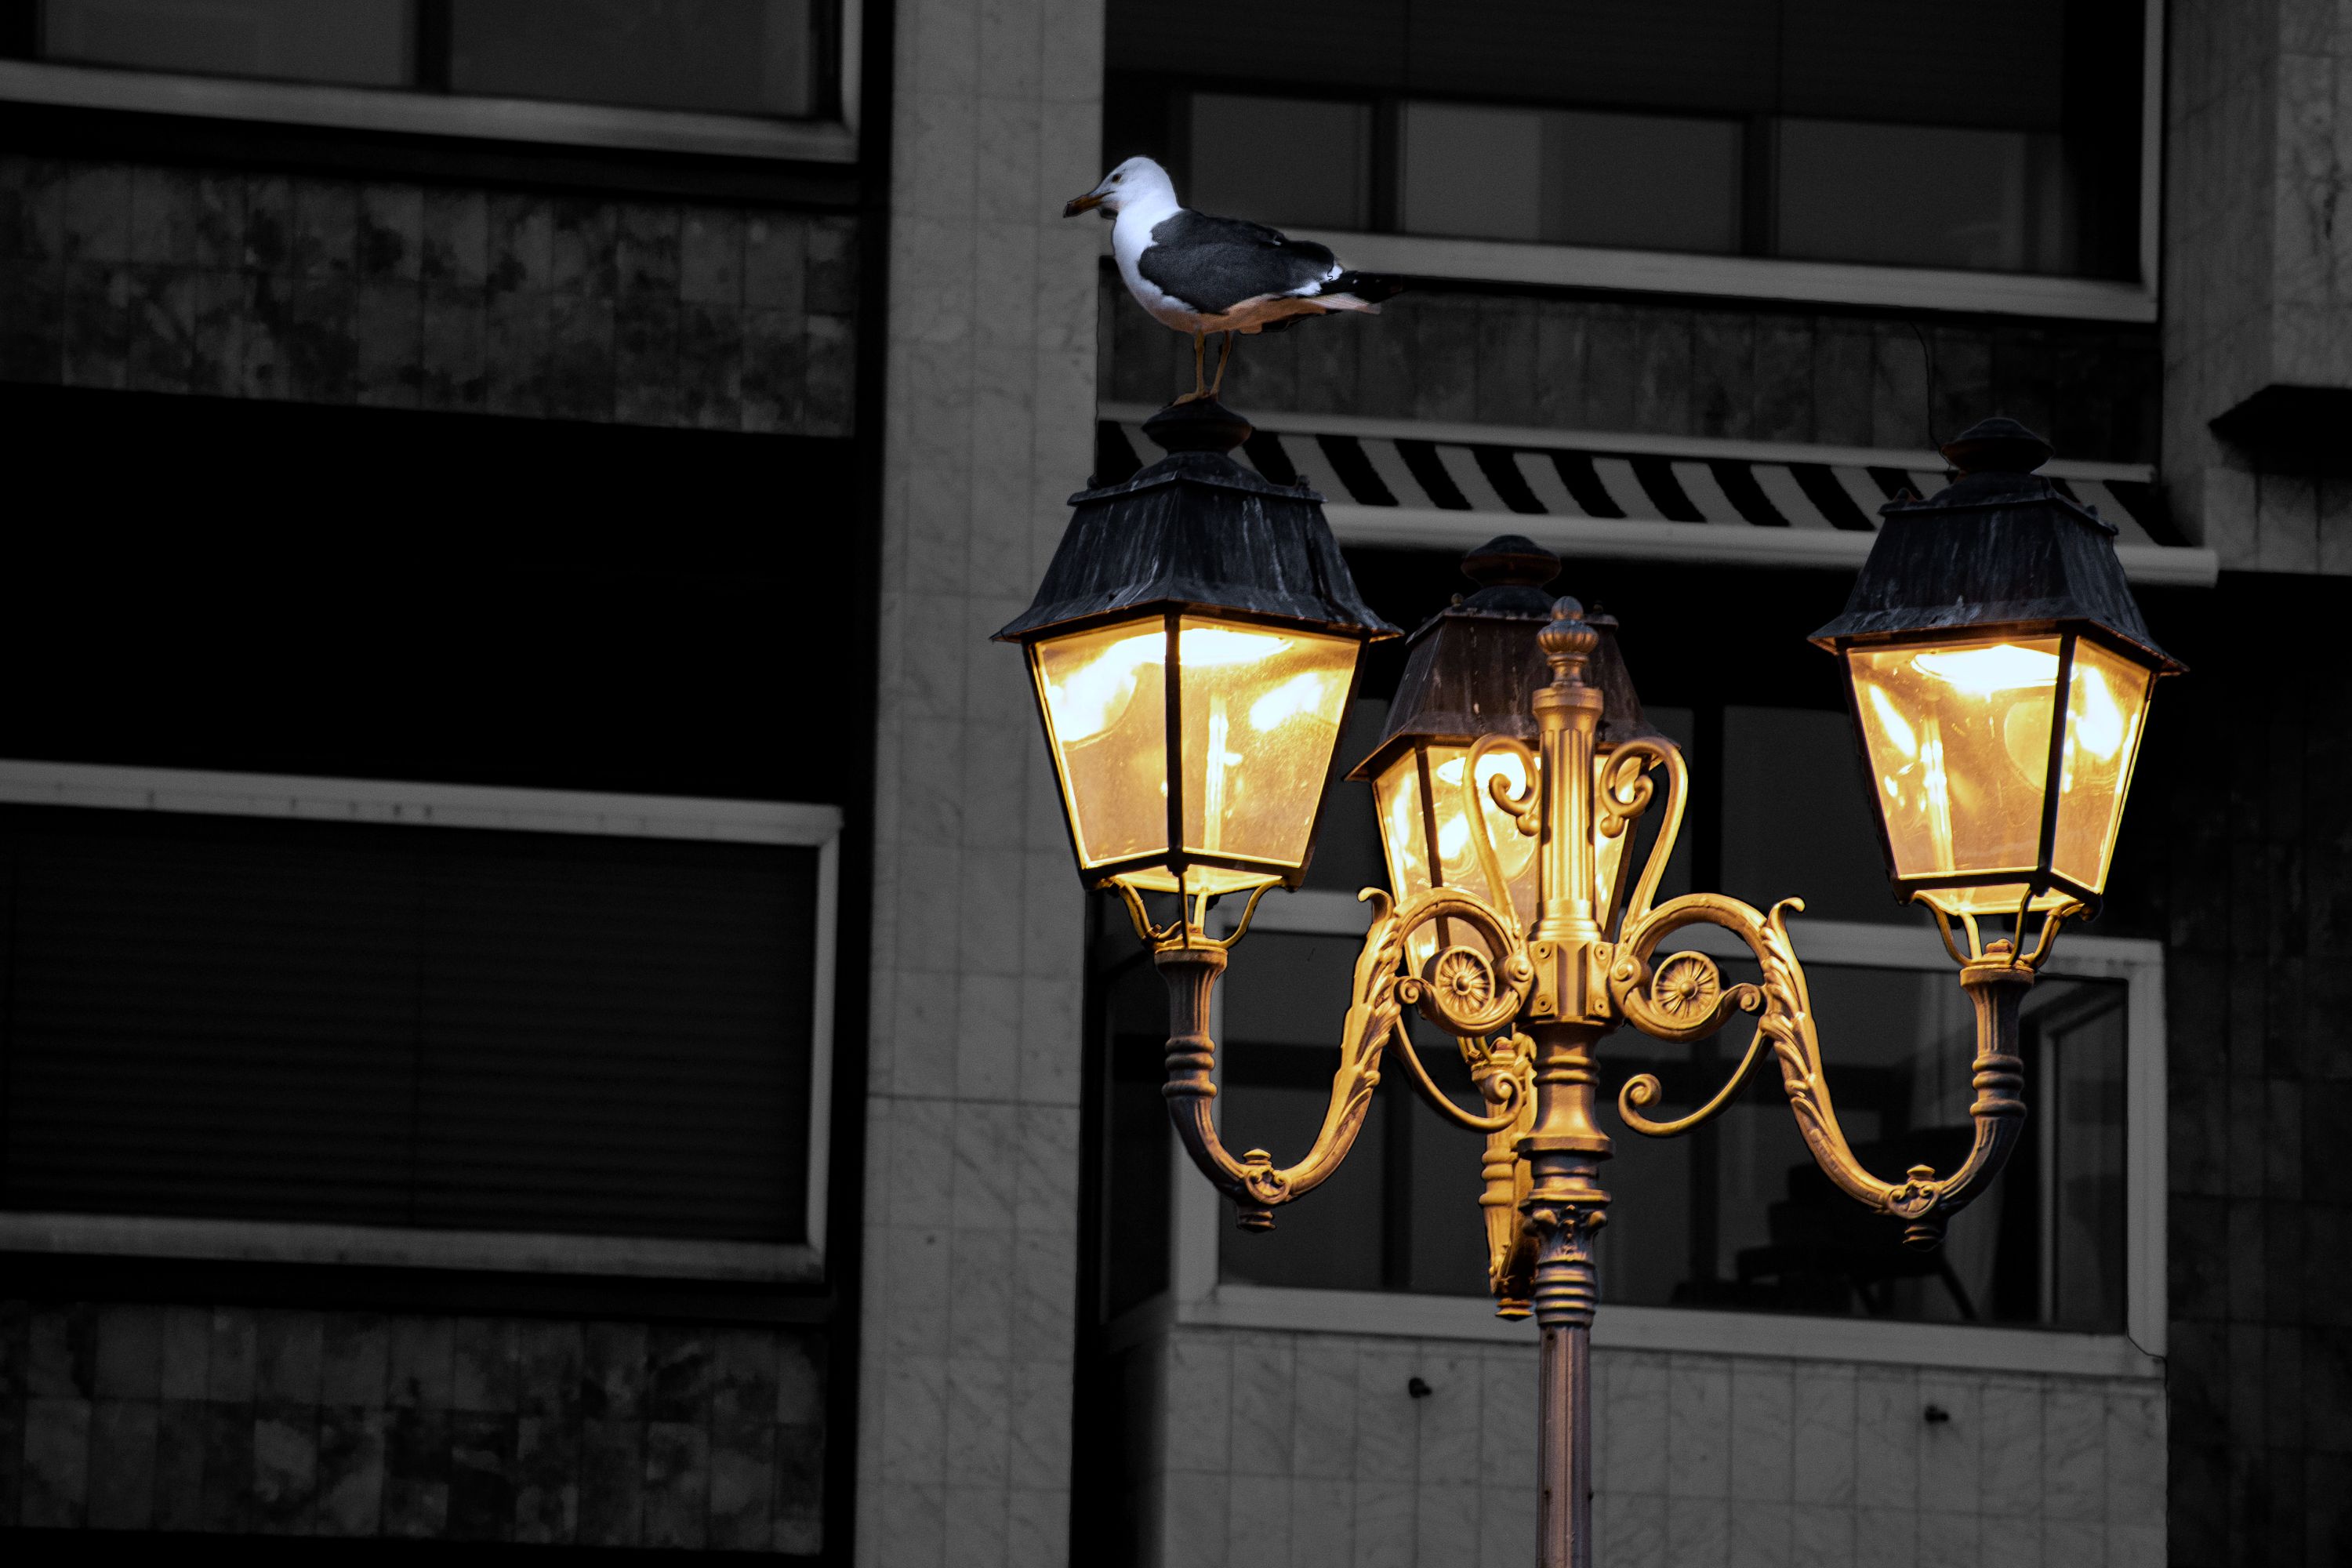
[995,397,1400,644]
[1348,536,1664,782]
[1809,419,2183,673]
[1939,416,2053,477]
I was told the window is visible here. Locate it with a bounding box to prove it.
[33,0,828,114]
[1189,93,1372,232]
[0,762,841,1282]
[1105,0,2147,284]
[1399,103,1745,254]
[2,0,854,160]
[42,0,413,87]
[449,0,822,118]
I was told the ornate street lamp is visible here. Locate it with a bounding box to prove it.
[1000,408,2177,1568]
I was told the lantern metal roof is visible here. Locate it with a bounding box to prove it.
[1348,533,1665,783]
[1809,417,2185,673]
[996,401,1400,645]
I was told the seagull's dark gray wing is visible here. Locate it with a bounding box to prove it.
[1138,209,1340,316]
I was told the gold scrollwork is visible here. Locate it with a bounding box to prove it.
[1392,889,1535,1039]
[1600,740,1685,932]
[1606,893,1904,1214]
[1605,892,2042,1243]
[1156,880,1537,1232]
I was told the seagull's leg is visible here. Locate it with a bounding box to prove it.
[1176,331,1206,403]
[1210,332,1235,398]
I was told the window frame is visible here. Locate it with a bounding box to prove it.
[1141,0,2163,324]
[1136,888,2165,1380]
[0,758,845,1285]
[0,0,860,164]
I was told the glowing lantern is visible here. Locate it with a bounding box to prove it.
[1812,419,2182,925]
[1348,535,1666,974]
[998,402,1398,898]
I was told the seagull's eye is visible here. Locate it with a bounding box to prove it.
[1112,174,1122,183]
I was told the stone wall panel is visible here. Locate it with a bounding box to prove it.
[0,154,857,439]
[0,1298,829,1552]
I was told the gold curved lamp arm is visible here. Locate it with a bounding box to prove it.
[1606,892,2038,1247]
[1150,884,1534,1229]
[1602,740,1685,932]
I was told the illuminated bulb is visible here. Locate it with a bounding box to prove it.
[1912,643,2060,696]
[1177,626,1290,666]
[1046,626,1292,742]
[2071,664,2125,761]
[1436,810,1470,860]
[1249,670,1331,731]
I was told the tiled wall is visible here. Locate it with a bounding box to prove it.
[0,1299,825,1549]
[1123,1327,2165,1568]
[2135,572,2352,1565]
[0,156,857,435]
[859,0,1102,1563]
[2160,0,2352,572]
[1098,275,2164,466]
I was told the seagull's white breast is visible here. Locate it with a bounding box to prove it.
[1111,197,1209,332]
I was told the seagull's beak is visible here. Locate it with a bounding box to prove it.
[1063,184,1109,218]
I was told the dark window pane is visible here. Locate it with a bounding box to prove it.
[1403,0,1777,117]
[42,0,413,87]
[1215,930,1490,1295]
[1302,699,1389,895]
[1,804,820,1243]
[1720,705,1910,925]
[1400,102,1545,243]
[1110,0,1409,91]
[450,0,819,117]
[1775,0,2063,130]
[1189,93,1372,230]
[1546,110,1742,253]
[1775,118,2077,274]
[1400,103,1741,252]
[1602,963,2127,1331]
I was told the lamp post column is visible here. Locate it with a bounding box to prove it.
[1521,601,1613,1568]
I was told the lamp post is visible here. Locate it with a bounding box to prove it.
[998,405,2179,1568]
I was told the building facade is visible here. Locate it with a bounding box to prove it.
[0,2,2344,1566]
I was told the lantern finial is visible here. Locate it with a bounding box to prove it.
[1939,416,2053,476]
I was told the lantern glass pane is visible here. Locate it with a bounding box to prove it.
[1373,743,1539,976]
[2050,639,2154,894]
[1372,753,1438,976]
[1033,617,1170,873]
[1849,636,2063,893]
[1174,615,1356,875]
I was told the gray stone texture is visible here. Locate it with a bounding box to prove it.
[2135,574,2352,1566]
[1110,1329,2165,1568]
[0,1299,825,1551]
[2161,0,2352,571]
[1098,275,2162,465]
[858,0,1103,1562]
[0,155,856,437]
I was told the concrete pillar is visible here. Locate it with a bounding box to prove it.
[858,0,1104,1563]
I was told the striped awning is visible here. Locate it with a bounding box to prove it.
[1094,405,2216,586]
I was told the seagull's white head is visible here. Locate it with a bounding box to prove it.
[1064,157,1177,221]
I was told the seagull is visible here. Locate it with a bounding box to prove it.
[1065,156,1403,405]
